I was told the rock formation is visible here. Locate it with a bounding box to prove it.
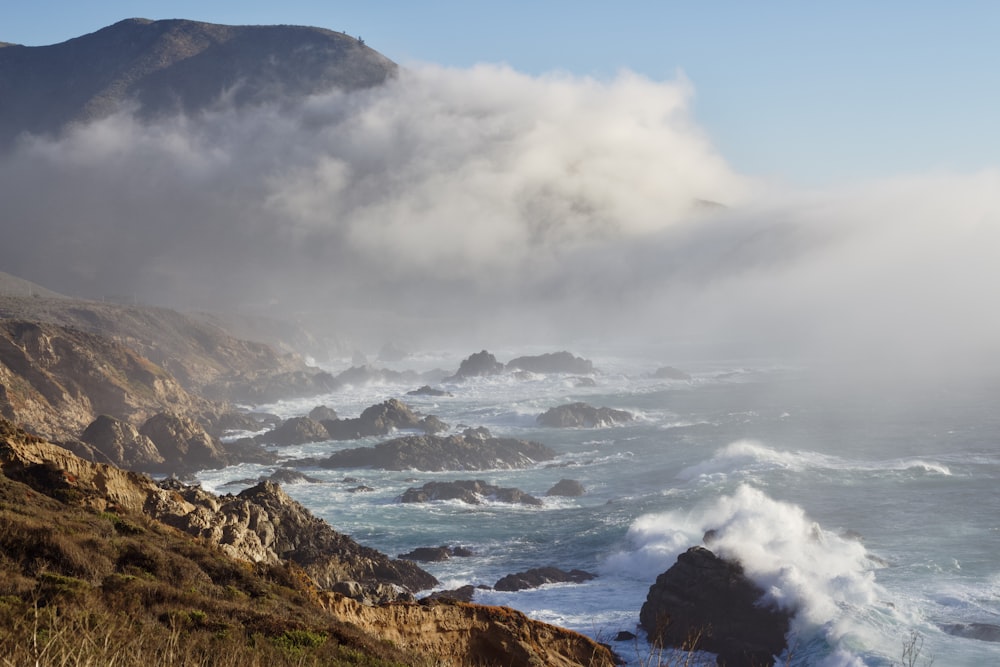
[400,480,543,506]
[406,385,454,397]
[139,412,229,473]
[446,350,505,381]
[257,416,331,446]
[494,567,597,592]
[312,427,557,471]
[640,546,791,667]
[322,398,447,440]
[78,414,165,470]
[398,545,475,562]
[507,351,594,375]
[546,478,586,497]
[537,402,634,428]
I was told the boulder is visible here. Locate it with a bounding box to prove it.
[639,546,791,667]
[322,398,447,440]
[259,416,331,446]
[537,403,634,428]
[546,478,586,497]
[494,567,596,592]
[79,414,165,470]
[139,412,228,473]
[446,350,504,381]
[312,429,556,472]
[398,546,453,562]
[506,351,594,375]
[421,585,478,603]
[406,385,454,397]
[652,366,692,381]
[308,405,339,421]
[400,480,543,506]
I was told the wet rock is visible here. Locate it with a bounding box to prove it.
[139,412,229,473]
[259,416,331,445]
[506,351,594,375]
[322,398,447,440]
[537,402,634,428]
[494,567,597,591]
[614,631,637,642]
[546,478,585,497]
[400,480,543,506]
[398,546,452,562]
[406,385,453,397]
[942,622,1000,643]
[445,350,504,381]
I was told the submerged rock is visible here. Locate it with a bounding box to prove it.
[537,402,633,428]
[640,546,791,667]
[494,567,596,591]
[942,622,1000,643]
[400,480,543,506]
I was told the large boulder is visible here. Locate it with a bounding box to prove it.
[312,428,557,472]
[400,480,543,506]
[258,416,331,446]
[79,414,165,470]
[139,412,229,473]
[506,352,594,375]
[322,398,447,440]
[446,350,504,381]
[546,478,586,497]
[639,546,791,667]
[537,402,634,428]
[494,567,597,592]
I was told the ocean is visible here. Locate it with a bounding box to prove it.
[198,350,1000,666]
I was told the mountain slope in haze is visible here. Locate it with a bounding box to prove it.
[0,270,67,299]
[0,17,398,144]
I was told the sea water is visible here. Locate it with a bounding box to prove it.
[198,353,1000,666]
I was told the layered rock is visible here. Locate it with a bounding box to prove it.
[494,567,597,592]
[537,402,634,428]
[507,351,594,375]
[400,480,543,506]
[640,546,791,667]
[312,427,557,471]
[322,398,447,440]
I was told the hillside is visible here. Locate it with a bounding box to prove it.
[0,17,397,145]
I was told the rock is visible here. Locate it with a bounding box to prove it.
[400,480,543,506]
[614,631,637,642]
[406,385,454,397]
[79,414,165,470]
[139,412,229,473]
[322,398,447,440]
[398,546,453,562]
[506,351,594,375]
[494,567,597,592]
[639,546,791,667]
[347,485,374,493]
[571,376,597,387]
[446,350,504,381]
[546,478,586,497]
[451,546,475,557]
[257,416,331,446]
[652,366,692,381]
[537,403,634,428]
[421,584,478,603]
[308,405,339,421]
[265,468,324,484]
[942,622,1000,643]
[313,431,556,472]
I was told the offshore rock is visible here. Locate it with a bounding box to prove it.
[406,385,454,397]
[313,428,556,472]
[257,416,331,446]
[537,402,634,428]
[400,480,543,506]
[322,398,447,440]
[397,545,474,562]
[494,567,597,592]
[507,351,594,375]
[446,350,504,381]
[546,478,586,497]
[308,405,338,421]
[640,546,791,667]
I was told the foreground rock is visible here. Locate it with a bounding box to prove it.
[507,351,594,375]
[640,546,791,667]
[322,398,447,440]
[400,480,543,506]
[312,427,557,471]
[537,402,634,428]
[494,567,597,591]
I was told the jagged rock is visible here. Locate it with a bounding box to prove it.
[139,413,228,473]
[322,398,447,440]
[546,479,586,497]
[640,546,791,667]
[494,567,597,591]
[400,480,543,506]
[446,350,504,381]
[308,405,339,421]
[537,402,634,428]
[507,351,594,375]
[79,414,165,470]
[312,430,556,472]
[258,416,331,446]
[652,366,692,381]
[406,385,454,397]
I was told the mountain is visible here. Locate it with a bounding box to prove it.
[0,270,67,299]
[0,17,397,144]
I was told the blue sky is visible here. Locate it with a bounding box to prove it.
[4,1,999,185]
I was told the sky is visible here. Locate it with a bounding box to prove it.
[4,1,1000,186]
[2,2,1000,372]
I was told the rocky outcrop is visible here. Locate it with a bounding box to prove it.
[322,398,447,440]
[308,405,338,421]
[400,480,543,506]
[537,402,634,428]
[494,567,597,591]
[446,350,504,381]
[79,414,165,470]
[322,595,615,667]
[398,545,475,562]
[640,546,791,667]
[257,416,331,446]
[507,351,594,375]
[222,468,324,488]
[406,385,453,397]
[546,478,586,497]
[139,412,229,473]
[312,427,557,472]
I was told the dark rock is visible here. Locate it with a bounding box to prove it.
[614,631,637,642]
[219,436,281,465]
[506,351,594,375]
[139,412,229,473]
[267,468,324,484]
[537,402,634,428]
[313,431,556,472]
[546,478,586,497]
[571,376,598,387]
[322,398,447,440]
[406,385,454,397]
[341,476,360,483]
[446,350,504,381]
[640,546,791,667]
[259,416,331,446]
[400,480,543,506]
[494,567,596,592]
[80,414,165,470]
[652,366,692,381]
[398,546,453,562]
[347,485,374,493]
[942,622,1000,643]
[308,405,338,421]
[422,585,478,603]
[451,546,475,557]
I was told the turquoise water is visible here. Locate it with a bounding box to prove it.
[198,356,1000,666]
